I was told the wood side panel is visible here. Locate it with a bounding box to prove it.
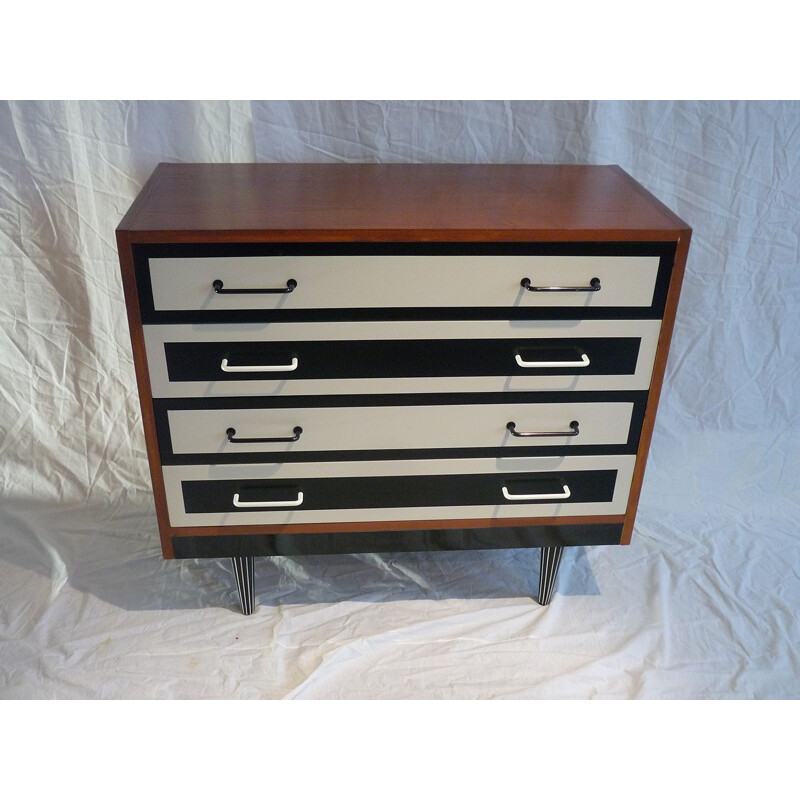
[621,228,691,544]
[116,229,175,558]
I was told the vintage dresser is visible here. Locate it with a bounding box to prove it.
[116,163,690,614]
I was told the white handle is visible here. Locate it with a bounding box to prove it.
[515,353,590,369]
[502,485,571,501]
[232,492,304,508]
[221,357,298,373]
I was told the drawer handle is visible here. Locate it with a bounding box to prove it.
[232,492,304,508]
[502,484,571,501]
[520,277,601,292]
[226,426,303,444]
[515,353,590,369]
[506,420,580,438]
[221,357,299,373]
[213,278,297,294]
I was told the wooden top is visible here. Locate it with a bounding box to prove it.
[117,163,690,242]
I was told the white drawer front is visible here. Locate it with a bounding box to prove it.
[167,401,635,455]
[143,319,662,398]
[149,254,660,311]
[162,455,636,527]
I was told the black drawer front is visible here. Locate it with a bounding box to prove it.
[164,338,641,383]
[181,469,618,514]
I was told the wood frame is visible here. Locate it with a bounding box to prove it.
[117,163,691,560]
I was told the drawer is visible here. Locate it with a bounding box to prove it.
[165,401,636,457]
[161,455,636,527]
[143,319,662,397]
[148,254,660,311]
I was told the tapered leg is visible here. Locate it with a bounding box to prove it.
[537,546,564,605]
[231,556,255,615]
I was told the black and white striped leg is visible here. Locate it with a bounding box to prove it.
[537,546,564,606]
[231,556,255,615]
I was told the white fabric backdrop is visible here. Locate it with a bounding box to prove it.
[1,100,798,698]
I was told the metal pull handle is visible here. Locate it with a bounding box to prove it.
[221,357,298,373]
[506,421,580,438]
[520,277,601,292]
[502,484,571,501]
[232,491,304,508]
[515,353,590,369]
[226,426,303,444]
[213,278,297,294]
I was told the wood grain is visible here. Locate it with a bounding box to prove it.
[621,228,692,544]
[117,163,689,239]
[116,229,175,558]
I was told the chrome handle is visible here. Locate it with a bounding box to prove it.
[520,277,601,292]
[502,484,571,501]
[226,426,303,444]
[213,278,297,294]
[232,491,304,508]
[515,353,590,369]
[221,357,298,373]
[506,420,579,438]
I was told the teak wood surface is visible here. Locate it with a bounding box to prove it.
[116,163,691,558]
[117,163,689,241]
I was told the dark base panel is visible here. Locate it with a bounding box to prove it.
[171,523,623,559]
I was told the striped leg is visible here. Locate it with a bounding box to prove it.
[231,556,255,615]
[537,546,564,606]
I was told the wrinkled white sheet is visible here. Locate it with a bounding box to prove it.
[1,100,798,699]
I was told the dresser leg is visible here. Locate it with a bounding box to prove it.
[231,556,256,615]
[537,546,564,605]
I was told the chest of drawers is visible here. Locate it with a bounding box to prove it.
[116,163,690,614]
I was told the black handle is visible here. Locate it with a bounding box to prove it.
[213,278,297,294]
[226,426,303,444]
[520,277,601,292]
[506,421,580,438]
